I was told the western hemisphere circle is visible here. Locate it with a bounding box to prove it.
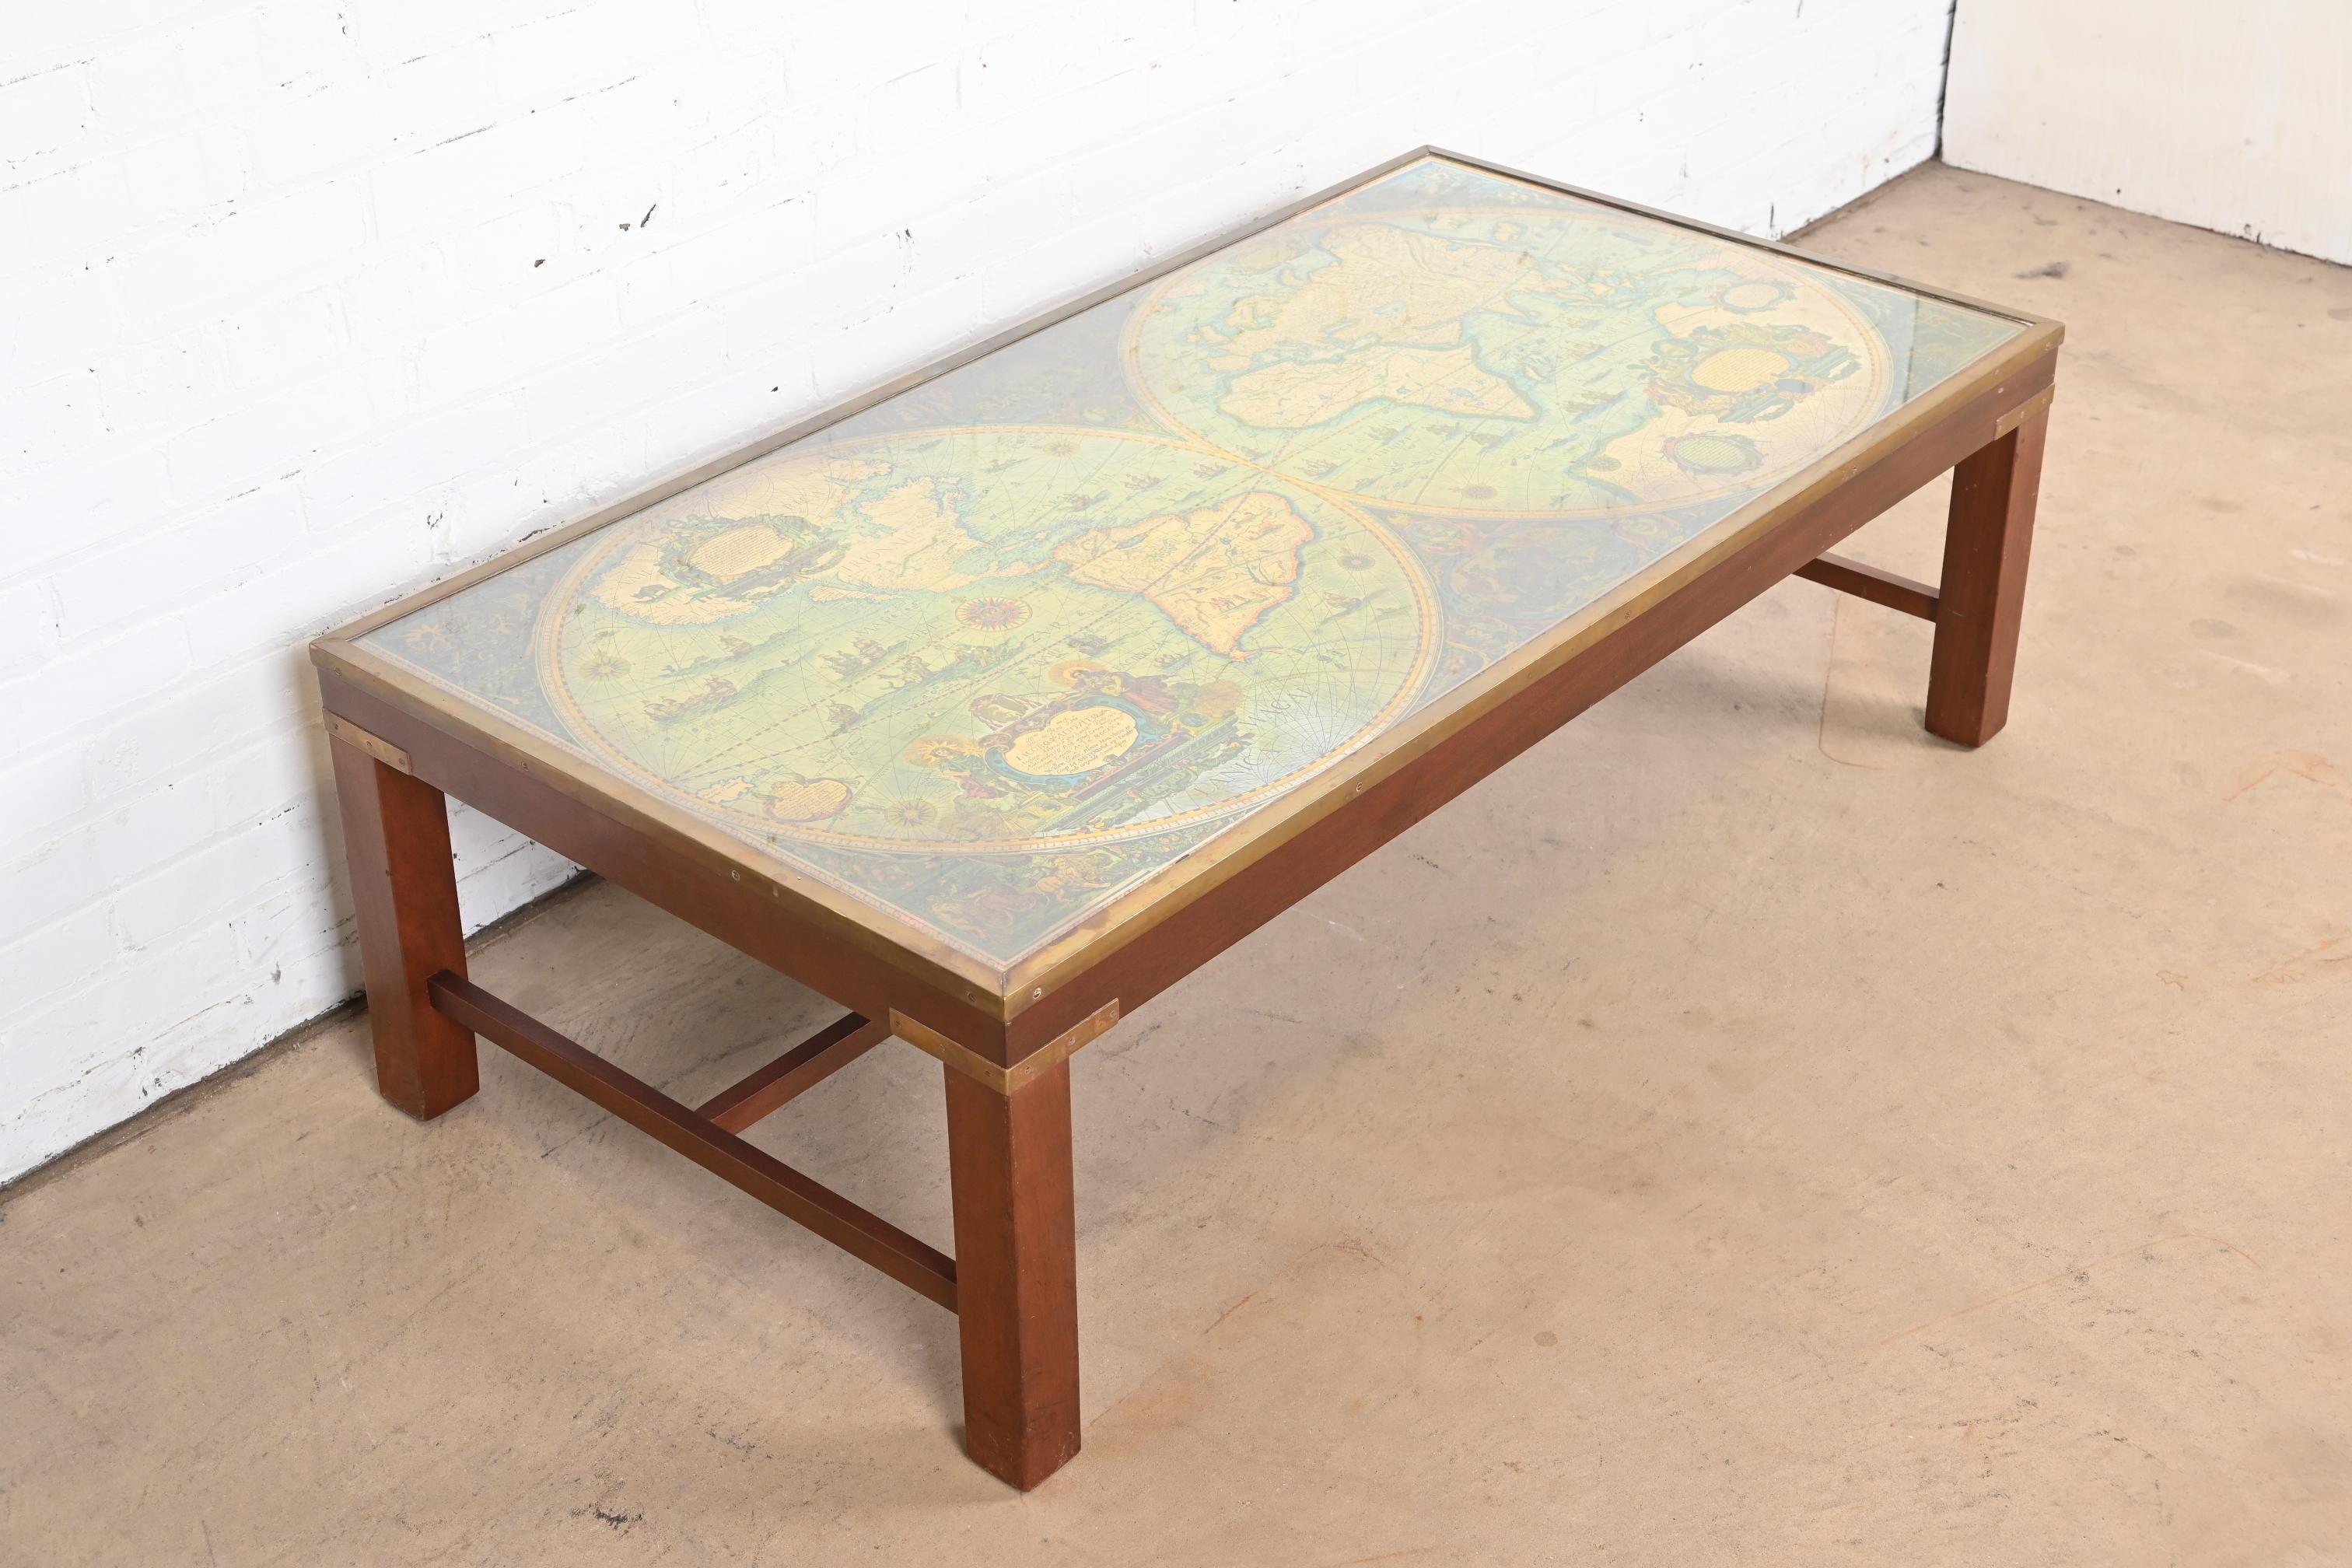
[534,425,1440,854]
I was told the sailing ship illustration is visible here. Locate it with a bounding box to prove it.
[823,635,903,680]
[644,674,737,723]
[660,631,762,679]
[930,639,1024,684]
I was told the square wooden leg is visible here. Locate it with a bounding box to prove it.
[943,1059,1080,1489]
[330,736,478,1119]
[1927,408,2049,747]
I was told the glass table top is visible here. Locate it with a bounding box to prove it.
[360,153,2027,982]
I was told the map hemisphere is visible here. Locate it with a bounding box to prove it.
[540,425,1438,854]
[1126,205,1892,516]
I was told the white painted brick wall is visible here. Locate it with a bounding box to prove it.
[0,0,1958,1181]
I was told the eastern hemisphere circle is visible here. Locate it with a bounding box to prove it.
[1123,205,1892,518]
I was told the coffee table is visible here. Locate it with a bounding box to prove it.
[313,149,2059,1489]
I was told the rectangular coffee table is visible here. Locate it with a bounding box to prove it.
[313,149,2059,1489]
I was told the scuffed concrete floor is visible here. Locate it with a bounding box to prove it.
[5,163,2349,1566]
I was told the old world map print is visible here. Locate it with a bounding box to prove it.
[541,426,1433,854]
[366,155,2024,977]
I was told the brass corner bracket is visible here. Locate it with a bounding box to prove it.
[326,713,414,775]
[891,999,1122,1095]
[1994,383,2056,439]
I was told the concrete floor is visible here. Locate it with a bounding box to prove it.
[5,163,2350,1566]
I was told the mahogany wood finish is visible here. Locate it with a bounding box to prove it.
[310,152,2058,1491]
[316,349,2055,1489]
[329,737,478,1119]
[429,971,958,1311]
[944,1060,1081,1490]
[1927,408,2050,746]
[1794,551,1941,620]
[697,1013,890,1133]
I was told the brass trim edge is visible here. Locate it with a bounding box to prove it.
[890,1000,1121,1094]
[1995,383,2056,439]
[326,714,413,775]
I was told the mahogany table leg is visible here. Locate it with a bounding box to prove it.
[330,737,478,1119]
[1926,407,2049,747]
[943,1059,1080,1490]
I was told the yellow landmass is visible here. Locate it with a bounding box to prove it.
[824,475,998,593]
[1215,222,1549,362]
[592,548,756,625]
[1053,491,1314,658]
[1209,222,1548,428]
[593,465,1052,625]
[591,456,887,625]
[1689,345,1790,392]
[688,523,800,579]
[1221,339,1533,429]
[733,457,890,519]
